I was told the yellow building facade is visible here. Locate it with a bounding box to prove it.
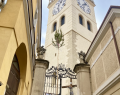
[0,0,38,95]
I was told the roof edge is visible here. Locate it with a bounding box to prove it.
[85,6,120,61]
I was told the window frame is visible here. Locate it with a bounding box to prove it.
[87,21,91,31]
[61,16,65,26]
[53,22,57,32]
[79,15,83,25]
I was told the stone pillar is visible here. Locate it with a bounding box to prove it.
[31,59,49,95]
[74,63,91,95]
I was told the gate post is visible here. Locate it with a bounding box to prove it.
[74,63,91,95]
[31,59,49,95]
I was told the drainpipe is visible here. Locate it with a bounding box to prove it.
[110,22,120,65]
[37,0,42,50]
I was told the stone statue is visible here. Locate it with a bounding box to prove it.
[78,51,86,64]
[37,46,46,59]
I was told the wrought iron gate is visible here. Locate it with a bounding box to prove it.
[44,63,76,95]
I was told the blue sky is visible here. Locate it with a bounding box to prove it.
[41,0,120,46]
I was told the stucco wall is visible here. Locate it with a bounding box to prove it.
[104,82,120,95]
[45,0,97,94]
[45,0,97,47]
[0,0,34,95]
[89,17,120,94]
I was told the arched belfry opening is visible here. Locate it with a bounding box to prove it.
[5,43,27,95]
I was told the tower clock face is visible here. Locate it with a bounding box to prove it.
[53,0,66,15]
[77,0,91,14]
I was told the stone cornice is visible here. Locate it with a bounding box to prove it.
[73,63,90,73]
[48,0,57,9]
[35,59,49,69]
[86,0,95,7]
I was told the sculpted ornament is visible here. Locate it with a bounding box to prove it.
[78,51,86,64]
[37,46,46,59]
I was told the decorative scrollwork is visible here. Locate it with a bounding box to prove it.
[46,63,76,79]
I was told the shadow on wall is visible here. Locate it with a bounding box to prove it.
[16,43,27,95]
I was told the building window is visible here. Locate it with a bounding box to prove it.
[53,22,57,31]
[79,16,83,25]
[61,16,65,26]
[87,21,91,31]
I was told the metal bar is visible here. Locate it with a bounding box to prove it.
[59,78,62,95]
[110,22,120,65]
[70,78,72,87]
[48,77,50,93]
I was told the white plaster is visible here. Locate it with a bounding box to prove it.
[93,68,120,95]
[90,36,113,69]
[115,27,120,35]
[86,9,120,61]
[90,26,120,69]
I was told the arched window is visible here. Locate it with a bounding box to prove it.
[79,16,83,25]
[61,16,65,26]
[87,21,91,31]
[53,22,57,31]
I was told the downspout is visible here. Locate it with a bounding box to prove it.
[37,0,42,49]
[110,22,120,65]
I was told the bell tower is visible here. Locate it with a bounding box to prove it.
[45,0,97,94]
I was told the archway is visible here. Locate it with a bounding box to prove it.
[5,43,27,95]
[15,43,27,95]
[5,55,20,95]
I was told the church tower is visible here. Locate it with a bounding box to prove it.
[45,0,97,94]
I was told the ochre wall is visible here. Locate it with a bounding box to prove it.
[89,17,120,94]
[0,0,35,95]
[32,0,37,17]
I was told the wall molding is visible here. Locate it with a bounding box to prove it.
[90,27,120,69]
[93,68,120,95]
[86,8,120,61]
